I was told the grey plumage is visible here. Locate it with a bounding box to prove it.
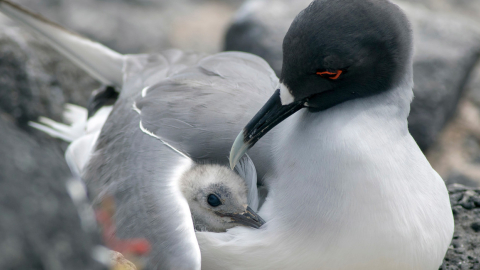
[83,51,276,269]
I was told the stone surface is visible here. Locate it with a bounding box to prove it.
[440,184,480,269]
[4,0,241,55]
[0,114,107,270]
[0,20,98,130]
[400,2,480,152]
[0,8,106,270]
[427,98,480,187]
[400,0,480,25]
[224,0,480,151]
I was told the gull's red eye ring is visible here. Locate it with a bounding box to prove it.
[316,70,343,80]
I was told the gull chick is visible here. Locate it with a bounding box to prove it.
[180,164,264,232]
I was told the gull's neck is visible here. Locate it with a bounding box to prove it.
[265,72,416,220]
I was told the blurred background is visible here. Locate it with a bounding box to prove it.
[0,0,479,269]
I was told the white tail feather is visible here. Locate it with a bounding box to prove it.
[63,103,88,125]
[86,106,113,134]
[30,103,112,177]
[29,104,88,142]
[65,131,100,178]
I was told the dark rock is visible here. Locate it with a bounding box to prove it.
[0,20,106,270]
[0,21,98,131]
[449,184,470,193]
[0,115,107,270]
[224,0,480,151]
[471,221,480,232]
[440,184,480,269]
[225,0,296,75]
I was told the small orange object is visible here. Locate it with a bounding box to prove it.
[95,196,152,257]
[316,70,343,80]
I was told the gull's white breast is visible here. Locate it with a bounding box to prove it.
[198,82,454,270]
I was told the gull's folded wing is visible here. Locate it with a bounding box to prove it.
[82,50,277,269]
[134,51,278,178]
[0,0,124,86]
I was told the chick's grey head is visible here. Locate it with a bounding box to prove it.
[180,164,264,232]
[280,0,412,110]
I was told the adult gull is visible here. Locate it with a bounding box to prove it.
[207,0,454,269]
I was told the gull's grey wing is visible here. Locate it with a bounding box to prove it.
[84,50,277,269]
[83,50,211,270]
[0,0,124,86]
[135,51,278,177]
[84,97,201,270]
[234,154,259,211]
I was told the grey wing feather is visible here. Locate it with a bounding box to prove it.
[84,98,201,270]
[234,154,259,211]
[0,0,124,86]
[135,51,278,177]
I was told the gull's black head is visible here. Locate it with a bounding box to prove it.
[230,0,413,168]
[280,0,412,110]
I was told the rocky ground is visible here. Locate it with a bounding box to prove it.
[0,0,479,269]
[442,184,480,269]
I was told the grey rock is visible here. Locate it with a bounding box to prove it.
[5,0,241,55]
[465,60,480,107]
[441,184,480,269]
[399,0,480,25]
[446,171,480,188]
[224,0,480,151]
[425,97,480,187]
[401,2,480,152]
[0,21,98,130]
[0,114,107,270]
[471,221,480,233]
[0,20,106,270]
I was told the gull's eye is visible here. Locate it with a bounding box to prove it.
[316,70,343,80]
[207,194,222,207]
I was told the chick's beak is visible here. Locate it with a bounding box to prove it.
[216,206,266,229]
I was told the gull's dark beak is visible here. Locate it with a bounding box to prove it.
[216,206,266,229]
[229,89,305,169]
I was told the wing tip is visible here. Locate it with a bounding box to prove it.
[0,0,83,38]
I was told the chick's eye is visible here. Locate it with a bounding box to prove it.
[316,70,343,80]
[207,194,222,207]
